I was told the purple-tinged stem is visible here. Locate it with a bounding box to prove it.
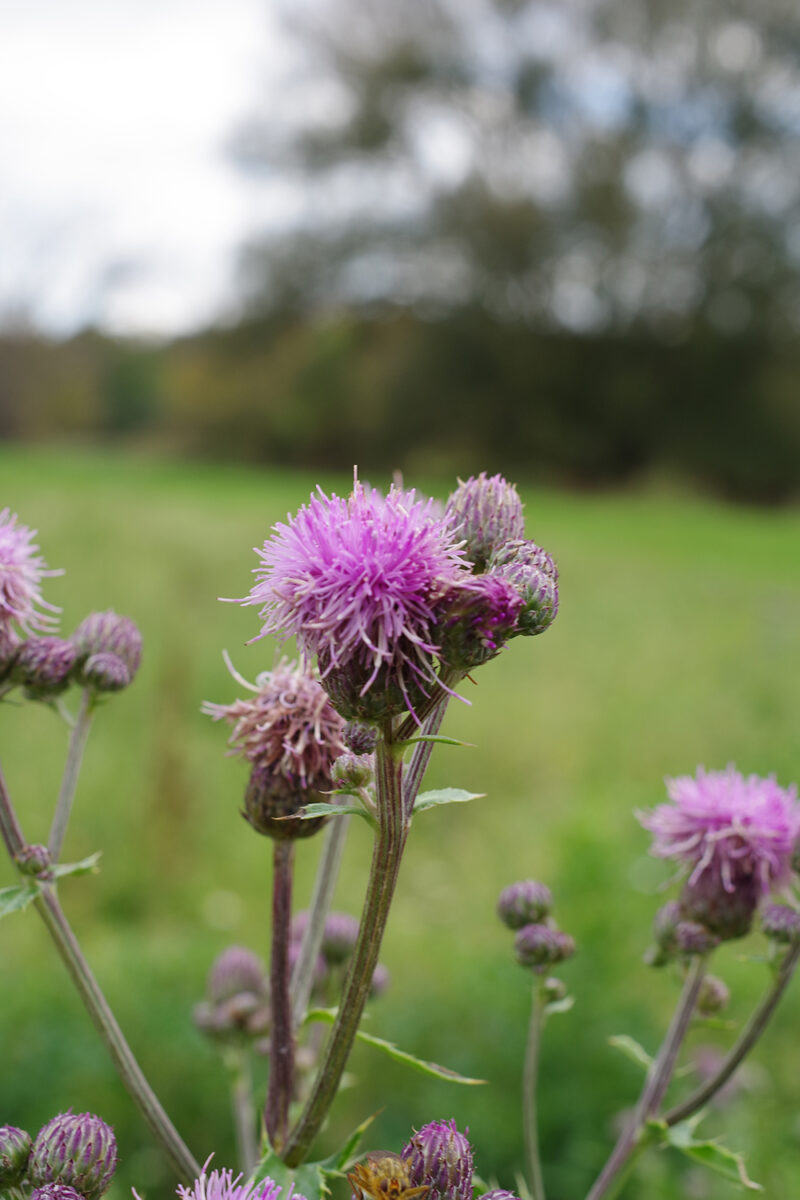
[266,838,295,1152]
[0,761,200,1184]
[281,725,407,1167]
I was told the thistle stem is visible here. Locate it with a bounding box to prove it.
[281,727,407,1167]
[523,980,547,1200]
[266,839,296,1151]
[402,696,450,820]
[0,762,200,1184]
[229,1049,258,1176]
[664,941,800,1127]
[291,815,351,1028]
[585,956,707,1200]
[48,687,94,862]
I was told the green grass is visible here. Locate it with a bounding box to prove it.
[1,444,799,1200]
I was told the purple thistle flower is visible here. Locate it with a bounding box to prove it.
[403,1120,474,1200]
[481,1192,521,1200]
[433,574,522,671]
[497,880,553,930]
[241,479,471,717]
[639,766,800,896]
[71,611,142,680]
[0,509,62,635]
[11,636,77,697]
[168,1162,306,1200]
[207,946,267,1005]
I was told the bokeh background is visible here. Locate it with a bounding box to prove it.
[1,2,800,1198]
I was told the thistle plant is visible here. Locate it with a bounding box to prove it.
[2,478,799,1200]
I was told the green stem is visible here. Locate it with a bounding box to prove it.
[229,1049,258,1176]
[281,727,407,1167]
[48,687,94,861]
[266,839,295,1152]
[0,762,200,1184]
[523,980,547,1200]
[291,815,350,1028]
[664,940,800,1127]
[585,957,707,1200]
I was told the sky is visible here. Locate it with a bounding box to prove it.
[0,0,284,336]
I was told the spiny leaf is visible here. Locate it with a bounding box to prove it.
[250,1147,331,1200]
[608,1034,654,1071]
[292,803,377,830]
[51,851,102,880]
[651,1118,762,1191]
[413,788,485,813]
[0,882,40,918]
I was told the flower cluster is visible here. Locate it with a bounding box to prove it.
[497,879,575,972]
[193,946,270,1045]
[1,1113,116,1200]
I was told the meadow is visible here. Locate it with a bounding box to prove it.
[1,444,799,1200]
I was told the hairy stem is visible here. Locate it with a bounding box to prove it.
[291,815,350,1028]
[585,957,706,1200]
[229,1050,258,1176]
[48,687,94,862]
[266,839,295,1152]
[664,941,800,1127]
[0,762,200,1183]
[281,728,407,1167]
[523,980,547,1200]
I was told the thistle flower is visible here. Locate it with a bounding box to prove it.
[0,509,61,635]
[514,924,575,970]
[489,540,559,637]
[11,636,77,697]
[497,880,553,930]
[71,611,142,680]
[0,1124,32,1188]
[170,1163,304,1200]
[207,946,267,1005]
[444,473,525,571]
[80,652,131,693]
[433,574,522,671]
[639,767,800,938]
[342,721,379,755]
[29,1112,116,1200]
[241,479,471,719]
[403,1120,474,1200]
[761,903,800,944]
[31,1186,86,1200]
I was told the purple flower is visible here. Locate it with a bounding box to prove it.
[444,473,525,571]
[403,1120,474,1200]
[207,946,267,1005]
[30,1112,116,1200]
[242,479,470,715]
[639,766,800,896]
[0,509,61,635]
[169,1163,306,1200]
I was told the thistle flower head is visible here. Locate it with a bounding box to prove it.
[30,1112,116,1200]
[761,903,800,944]
[0,1125,32,1188]
[489,540,559,637]
[497,880,553,929]
[639,767,800,896]
[242,479,471,718]
[433,574,522,671]
[172,1163,305,1200]
[31,1186,86,1200]
[80,652,131,693]
[204,657,345,790]
[11,636,77,697]
[514,924,575,970]
[0,623,21,679]
[403,1120,474,1200]
[71,611,142,680]
[207,946,267,1005]
[0,509,61,635]
[444,473,525,571]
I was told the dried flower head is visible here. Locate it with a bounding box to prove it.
[29,1112,116,1200]
[241,479,470,718]
[0,1125,32,1188]
[0,509,61,635]
[403,1120,474,1200]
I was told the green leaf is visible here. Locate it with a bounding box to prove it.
[320,1111,379,1173]
[397,735,474,749]
[544,995,575,1017]
[250,1147,331,1200]
[292,803,377,830]
[413,788,485,813]
[51,851,102,880]
[608,1034,654,1072]
[0,882,40,918]
[652,1118,762,1191]
[304,1009,486,1084]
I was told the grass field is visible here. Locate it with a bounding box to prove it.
[1,444,799,1200]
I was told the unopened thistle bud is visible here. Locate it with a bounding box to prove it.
[674,920,719,957]
[331,753,373,791]
[444,473,525,572]
[80,652,130,693]
[318,653,430,724]
[514,924,575,971]
[208,946,267,1005]
[0,1125,32,1188]
[11,637,77,697]
[433,576,522,671]
[244,763,329,841]
[403,1119,474,1200]
[761,904,800,944]
[0,625,21,680]
[30,1113,117,1200]
[15,844,53,879]
[489,540,559,636]
[321,912,360,965]
[497,880,553,930]
[71,611,142,680]
[697,975,730,1016]
[342,721,379,755]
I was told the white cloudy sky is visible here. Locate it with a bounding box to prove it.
[0,0,290,336]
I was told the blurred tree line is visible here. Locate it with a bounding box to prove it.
[1,0,799,501]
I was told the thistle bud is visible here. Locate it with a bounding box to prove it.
[80,652,130,693]
[433,576,522,671]
[444,473,525,572]
[0,625,21,681]
[697,975,730,1016]
[71,611,142,680]
[0,1125,32,1188]
[403,1119,474,1200]
[679,864,760,941]
[319,652,430,724]
[208,946,267,1005]
[674,920,719,957]
[321,912,360,965]
[11,637,76,697]
[15,844,53,879]
[243,763,328,841]
[653,900,682,949]
[342,721,379,755]
[331,753,373,791]
[489,540,559,636]
[497,880,553,930]
[761,904,800,944]
[514,924,575,971]
[31,1186,86,1200]
[30,1113,117,1200]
